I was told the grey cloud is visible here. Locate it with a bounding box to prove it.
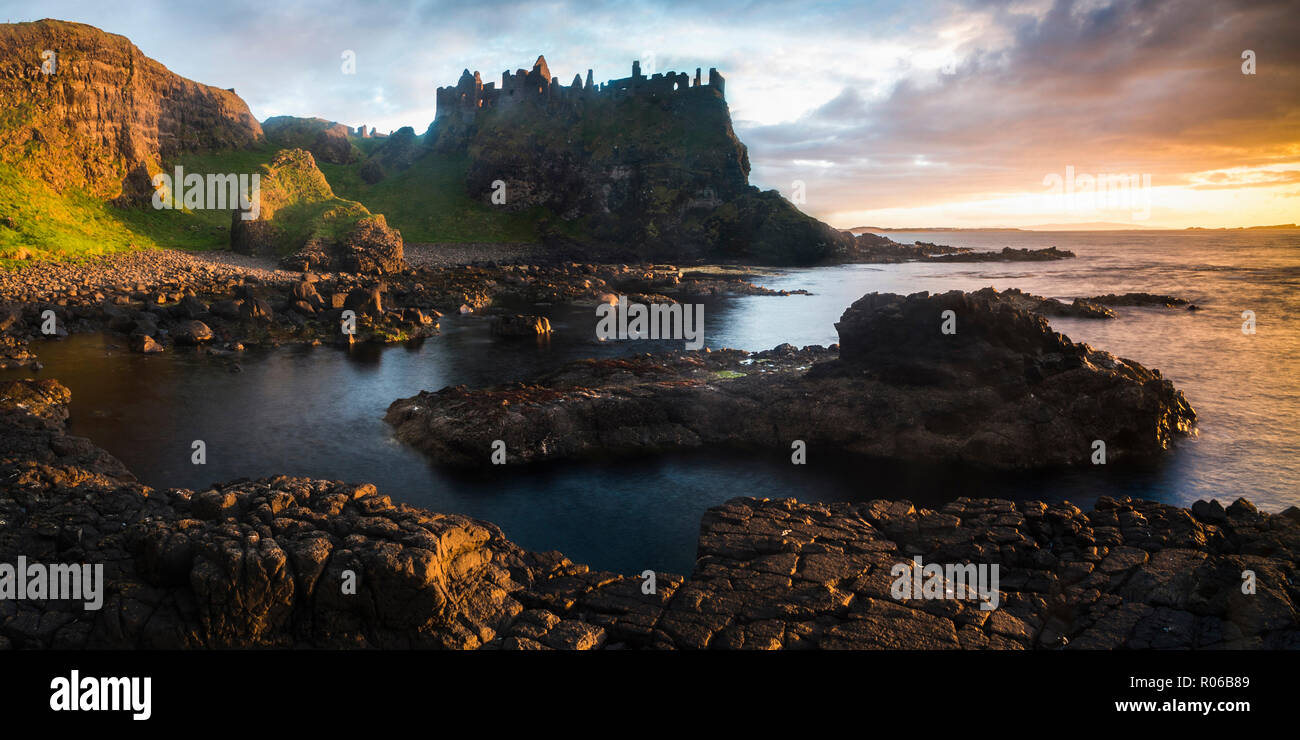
[738,0,1300,215]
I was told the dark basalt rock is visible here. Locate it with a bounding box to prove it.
[0,380,527,648]
[839,237,1075,265]
[0,381,1293,650]
[173,320,213,344]
[491,314,552,336]
[929,246,1076,262]
[842,233,972,262]
[343,286,384,316]
[174,295,210,320]
[832,289,1109,379]
[1086,292,1191,307]
[986,287,1115,319]
[385,288,1196,470]
[0,378,70,423]
[279,214,407,275]
[340,215,406,274]
[239,297,274,323]
[569,495,1299,650]
[128,334,164,353]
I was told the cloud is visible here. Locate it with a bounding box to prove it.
[1184,165,1300,190]
[739,0,1300,224]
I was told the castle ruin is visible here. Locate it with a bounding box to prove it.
[434,56,725,121]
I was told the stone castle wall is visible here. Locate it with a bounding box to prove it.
[434,56,725,122]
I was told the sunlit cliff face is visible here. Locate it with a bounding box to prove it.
[22,0,1297,229]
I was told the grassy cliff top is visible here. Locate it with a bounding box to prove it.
[1,137,551,265]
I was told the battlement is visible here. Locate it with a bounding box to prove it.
[435,56,725,121]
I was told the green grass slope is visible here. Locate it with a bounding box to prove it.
[320,149,552,243]
[1,136,556,268]
[0,144,279,264]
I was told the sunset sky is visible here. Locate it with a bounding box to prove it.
[5,0,1297,229]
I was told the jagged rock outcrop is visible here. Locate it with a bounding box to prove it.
[262,116,359,165]
[987,287,1115,319]
[335,215,405,274]
[0,19,262,200]
[411,57,855,264]
[385,288,1196,469]
[0,379,1293,650]
[229,148,406,273]
[279,214,406,275]
[357,126,422,184]
[0,378,70,422]
[0,379,528,647]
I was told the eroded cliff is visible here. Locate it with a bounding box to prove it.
[0,19,262,201]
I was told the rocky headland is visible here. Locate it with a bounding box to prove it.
[385,288,1196,470]
[0,377,1294,650]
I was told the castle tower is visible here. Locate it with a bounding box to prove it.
[532,55,552,83]
[708,67,725,98]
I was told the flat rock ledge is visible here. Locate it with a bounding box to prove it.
[2,379,1295,650]
[386,289,1196,469]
